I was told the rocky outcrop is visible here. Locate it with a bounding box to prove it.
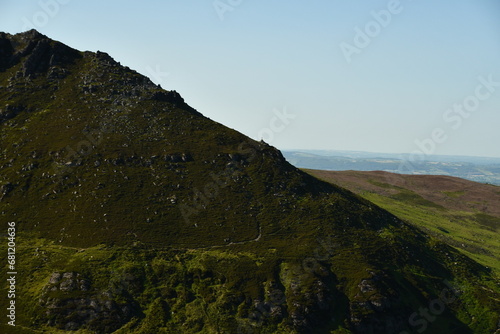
[0,104,27,123]
[349,271,407,333]
[277,263,337,333]
[1,29,498,334]
[0,30,81,79]
[0,33,14,71]
[0,182,14,201]
[39,272,141,333]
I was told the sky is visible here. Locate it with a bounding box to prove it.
[1,0,499,158]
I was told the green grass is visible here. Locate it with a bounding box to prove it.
[443,190,466,198]
[1,30,499,333]
[359,191,500,277]
[305,170,500,278]
[389,190,446,209]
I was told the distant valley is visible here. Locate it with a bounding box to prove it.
[1,30,499,334]
[284,150,500,185]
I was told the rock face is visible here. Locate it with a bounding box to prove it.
[0,30,81,77]
[0,181,13,200]
[349,271,407,334]
[40,272,140,332]
[0,30,499,334]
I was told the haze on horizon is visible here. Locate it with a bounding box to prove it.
[1,0,499,158]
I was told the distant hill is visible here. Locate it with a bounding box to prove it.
[284,150,500,185]
[0,30,499,333]
[305,169,500,276]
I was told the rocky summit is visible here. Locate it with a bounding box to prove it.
[0,30,499,334]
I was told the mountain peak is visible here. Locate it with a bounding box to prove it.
[0,28,46,42]
[0,29,199,115]
[1,32,499,334]
[17,28,46,38]
[0,29,329,247]
[0,29,81,76]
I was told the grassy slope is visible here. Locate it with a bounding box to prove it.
[0,31,499,333]
[304,170,500,277]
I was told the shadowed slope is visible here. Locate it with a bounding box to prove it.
[305,169,500,275]
[0,30,498,334]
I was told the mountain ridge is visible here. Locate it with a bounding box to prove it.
[0,30,499,334]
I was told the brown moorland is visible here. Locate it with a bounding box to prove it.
[306,170,500,216]
[305,169,500,275]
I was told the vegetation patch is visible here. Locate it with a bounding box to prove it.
[0,30,498,334]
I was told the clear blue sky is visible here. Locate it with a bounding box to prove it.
[1,0,499,158]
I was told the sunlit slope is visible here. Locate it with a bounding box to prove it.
[0,30,498,334]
